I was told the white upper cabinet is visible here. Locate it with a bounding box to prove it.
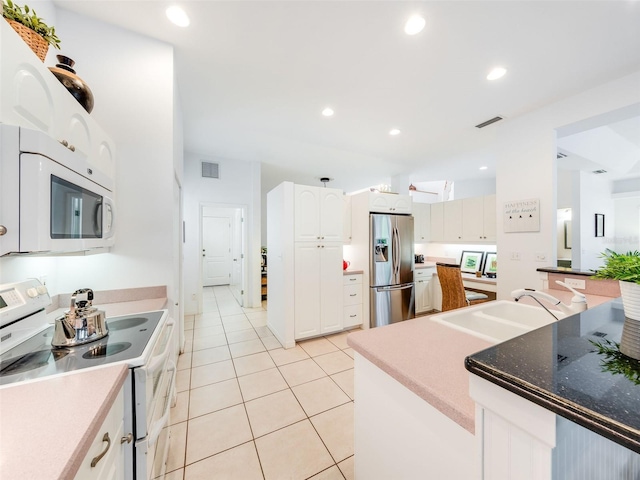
[413,202,431,243]
[294,184,343,242]
[369,192,412,214]
[0,20,115,181]
[462,195,496,242]
[443,199,463,241]
[343,195,353,243]
[430,203,444,242]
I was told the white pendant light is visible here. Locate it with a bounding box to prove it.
[404,15,426,35]
[166,6,190,27]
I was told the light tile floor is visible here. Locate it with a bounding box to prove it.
[167,286,355,480]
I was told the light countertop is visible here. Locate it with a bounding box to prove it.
[347,318,492,433]
[0,364,128,479]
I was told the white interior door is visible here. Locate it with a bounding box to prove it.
[202,216,232,286]
[230,209,244,305]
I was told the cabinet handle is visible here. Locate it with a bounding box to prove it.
[69,144,76,152]
[121,433,133,444]
[350,294,357,297]
[91,433,111,467]
[349,278,356,281]
[321,236,324,239]
[321,245,324,248]
[350,314,357,318]
[0,225,6,236]
[61,139,68,147]
[317,236,320,239]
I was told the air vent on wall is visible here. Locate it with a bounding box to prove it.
[557,152,568,159]
[592,169,608,175]
[202,161,219,179]
[475,116,504,129]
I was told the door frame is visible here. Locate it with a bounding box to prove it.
[198,202,248,312]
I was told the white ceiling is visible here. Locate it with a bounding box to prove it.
[54,1,640,194]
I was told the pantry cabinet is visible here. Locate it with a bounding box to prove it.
[294,184,344,242]
[343,273,364,328]
[0,20,115,184]
[343,195,353,244]
[74,387,127,480]
[294,242,344,339]
[413,203,431,243]
[414,267,435,314]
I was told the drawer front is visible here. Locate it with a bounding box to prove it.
[414,268,434,280]
[343,284,362,306]
[343,304,363,328]
[343,274,362,286]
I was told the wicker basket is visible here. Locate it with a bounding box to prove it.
[5,18,49,62]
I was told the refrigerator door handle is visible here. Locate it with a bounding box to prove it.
[392,226,400,280]
[376,283,413,292]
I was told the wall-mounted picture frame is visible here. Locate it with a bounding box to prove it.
[460,250,484,274]
[595,213,605,237]
[483,252,497,277]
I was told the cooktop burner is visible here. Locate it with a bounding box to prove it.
[108,316,148,331]
[0,310,164,386]
[82,342,131,359]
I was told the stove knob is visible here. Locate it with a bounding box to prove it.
[27,288,38,298]
[37,285,48,295]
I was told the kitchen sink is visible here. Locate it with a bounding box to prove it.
[429,300,560,343]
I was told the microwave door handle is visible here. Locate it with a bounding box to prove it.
[103,198,115,239]
[148,361,176,447]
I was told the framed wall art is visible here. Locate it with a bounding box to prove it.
[595,214,605,237]
[483,252,497,277]
[460,250,484,274]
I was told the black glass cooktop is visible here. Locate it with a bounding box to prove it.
[466,299,640,454]
[0,311,163,385]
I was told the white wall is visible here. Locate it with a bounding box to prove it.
[615,197,640,252]
[182,152,261,314]
[454,178,496,200]
[495,71,640,298]
[575,172,614,271]
[0,8,179,318]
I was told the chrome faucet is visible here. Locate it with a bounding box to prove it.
[511,281,587,320]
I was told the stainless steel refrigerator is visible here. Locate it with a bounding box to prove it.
[369,213,415,328]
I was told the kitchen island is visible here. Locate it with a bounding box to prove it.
[347,317,492,479]
[466,298,640,479]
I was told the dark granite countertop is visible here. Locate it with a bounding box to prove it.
[536,267,595,277]
[465,299,640,454]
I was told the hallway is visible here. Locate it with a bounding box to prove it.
[166,286,355,479]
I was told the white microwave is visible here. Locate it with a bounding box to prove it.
[0,125,115,255]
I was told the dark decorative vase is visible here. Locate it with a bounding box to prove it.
[49,55,94,113]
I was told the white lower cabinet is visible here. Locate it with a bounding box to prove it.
[294,242,344,339]
[414,267,435,314]
[74,387,127,480]
[343,273,363,328]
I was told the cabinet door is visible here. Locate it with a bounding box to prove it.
[443,200,463,242]
[430,203,444,242]
[343,195,352,243]
[320,188,344,242]
[294,185,320,242]
[369,192,391,213]
[483,195,497,242]
[462,197,484,242]
[413,203,431,243]
[320,243,344,334]
[294,243,321,338]
[414,268,434,313]
[391,195,412,214]
[74,388,126,480]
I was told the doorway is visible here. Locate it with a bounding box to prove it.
[201,204,246,306]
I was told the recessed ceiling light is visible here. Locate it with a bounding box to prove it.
[404,15,425,35]
[322,107,334,117]
[166,6,190,27]
[389,129,401,136]
[487,67,507,81]
[479,166,488,170]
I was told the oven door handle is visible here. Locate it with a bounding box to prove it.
[146,321,175,374]
[148,360,176,447]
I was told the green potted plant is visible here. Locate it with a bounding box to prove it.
[593,249,640,360]
[2,0,60,61]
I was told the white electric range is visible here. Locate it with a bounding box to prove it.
[0,279,175,480]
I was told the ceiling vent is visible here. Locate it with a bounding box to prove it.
[592,169,608,175]
[475,116,504,129]
[557,152,568,159]
[202,161,219,179]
